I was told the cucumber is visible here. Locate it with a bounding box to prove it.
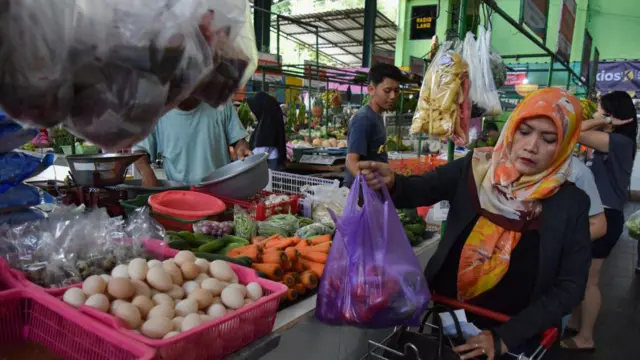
[177,231,196,243]
[220,235,250,245]
[193,252,252,267]
[168,239,190,250]
[197,238,226,253]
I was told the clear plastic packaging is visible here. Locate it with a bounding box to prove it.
[301,184,349,227]
[193,220,234,237]
[410,41,468,137]
[474,26,502,116]
[0,0,257,150]
[626,210,640,240]
[234,205,257,239]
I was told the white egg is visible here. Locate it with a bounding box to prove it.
[246,282,263,301]
[84,293,110,312]
[229,271,239,284]
[220,287,244,310]
[174,298,198,317]
[128,258,149,281]
[182,281,200,296]
[163,331,180,339]
[181,313,202,332]
[200,314,212,322]
[167,284,185,300]
[162,261,184,286]
[200,278,225,296]
[146,267,173,291]
[82,275,107,296]
[174,251,196,266]
[194,273,210,285]
[141,317,173,339]
[226,284,247,297]
[110,299,127,314]
[63,288,86,308]
[209,260,234,282]
[171,316,184,331]
[113,302,142,329]
[194,258,210,273]
[100,274,112,283]
[147,259,163,269]
[152,293,175,308]
[206,303,227,320]
[111,264,130,279]
[147,304,175,319]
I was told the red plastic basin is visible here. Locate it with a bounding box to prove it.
[148,190,226,221]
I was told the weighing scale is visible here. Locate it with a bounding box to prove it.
[297,148,346,166]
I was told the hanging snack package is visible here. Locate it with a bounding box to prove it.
[316,175,430,328]
[410,41,468,138]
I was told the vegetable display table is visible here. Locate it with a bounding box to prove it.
[262,235,440,360]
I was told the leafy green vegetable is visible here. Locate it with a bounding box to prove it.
[234,206,257,239]
[257,214,301,237]
[295,223,334,239]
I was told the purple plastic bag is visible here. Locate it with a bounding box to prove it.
[315,174,430,328]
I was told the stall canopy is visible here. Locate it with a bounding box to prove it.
[272,8,397,66]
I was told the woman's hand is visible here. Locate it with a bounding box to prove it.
[453,330,507,360]
[357,161,395,191]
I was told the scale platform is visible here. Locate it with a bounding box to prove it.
[298,154,345,165]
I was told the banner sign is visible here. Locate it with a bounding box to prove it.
[410,5,438,40]
[580,31,592,82]
[596,61,640,93]
[556,0,576,63]
[521,0,549,40]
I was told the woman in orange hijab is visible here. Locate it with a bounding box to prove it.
[359,88,591,359]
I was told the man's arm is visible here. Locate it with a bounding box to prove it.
[132,132,159,187]
[223,103,252,160]
[569,159,606,240]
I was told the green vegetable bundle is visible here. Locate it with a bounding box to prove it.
[295,223,334,239]
[234,206,257,239]
[257,214,300,237]
[626,212,640,240]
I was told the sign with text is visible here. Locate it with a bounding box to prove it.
[556,0,577,63]
[580,31,593,82]
[521,0,549,40]
[596,61,640,93]
[410,5,437,40]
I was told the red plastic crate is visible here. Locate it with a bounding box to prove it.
[0,289,154,360]
[212,191,300,221]
[62,248,287,360]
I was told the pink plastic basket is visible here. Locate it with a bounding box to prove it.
[2,238,172,296]
[0,288,154,360]
[71,260,287,360]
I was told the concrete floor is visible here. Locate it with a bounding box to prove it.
[555,201,640,360]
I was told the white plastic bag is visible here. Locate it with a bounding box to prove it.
[475,26,502,116]
[301,184,348,226]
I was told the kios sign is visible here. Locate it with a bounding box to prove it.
[596,61,640,93]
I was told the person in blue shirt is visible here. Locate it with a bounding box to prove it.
[344,63,404,188]
[133,96,253,186]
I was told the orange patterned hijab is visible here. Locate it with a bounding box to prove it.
[458,88,583,301]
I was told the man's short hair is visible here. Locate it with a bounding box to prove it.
[368,63,405,86]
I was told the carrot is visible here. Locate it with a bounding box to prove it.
[300,251,327,264]
[292,260,305,273]
[309,234,331,245]
[227,244,262,257]
[310,241,331,253]
[232,247,261,262]
[283,288,298,302]
[295,239,311,249]
[252,263,283,280]
[290,237,302,245]
[261,250,287,264]
[284,247,300,260]
[282,272,297,288]
[301,260,324,278]
[251,236,266,244]
[294,283,306,296]
[282,259,293,272]
[300,270,319,289]
[265,238,295,250]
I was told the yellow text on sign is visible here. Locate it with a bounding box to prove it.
[416,17,433,29]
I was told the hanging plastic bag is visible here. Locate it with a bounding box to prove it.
[316,175,430,328]
[474,26,502,116]
[0,152,51,194]
[626,210,640,240]
[410,41,468,138]
[0,184,43,211]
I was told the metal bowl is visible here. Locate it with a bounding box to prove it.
[195,153,269,199]
[107,179,189,199]
[63,153,144,187]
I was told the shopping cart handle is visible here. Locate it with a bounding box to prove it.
[432,294,560,349]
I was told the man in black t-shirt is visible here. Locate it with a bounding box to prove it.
[344,64,404,188]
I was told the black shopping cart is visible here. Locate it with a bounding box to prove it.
[365,294,559,360]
